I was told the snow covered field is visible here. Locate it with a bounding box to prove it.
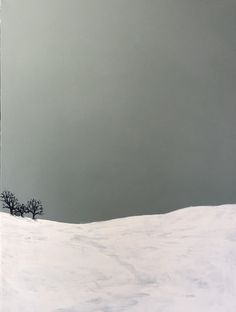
[1,204,236,312]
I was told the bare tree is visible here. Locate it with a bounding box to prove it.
[0,190,19,215]
[14,203,28,217]
[27,198,43,220]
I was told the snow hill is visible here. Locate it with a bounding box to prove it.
[1,205,236,312]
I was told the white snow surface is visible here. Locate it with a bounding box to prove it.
[1,204,236,312]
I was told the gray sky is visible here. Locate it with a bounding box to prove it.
[1,0,236,223]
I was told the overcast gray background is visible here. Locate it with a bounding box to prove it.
[1,0,236,223]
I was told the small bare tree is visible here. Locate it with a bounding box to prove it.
[0,190,19,215]
[14,203,28,217]
[27,198,43,220]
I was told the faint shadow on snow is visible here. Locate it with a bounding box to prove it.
[2,204,236,312]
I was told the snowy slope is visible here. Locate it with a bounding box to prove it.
[1,205,236,312]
